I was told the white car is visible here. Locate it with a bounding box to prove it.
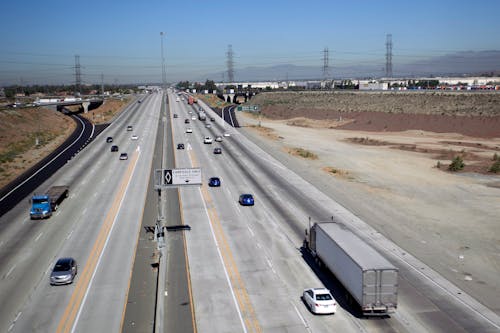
[204,137,213,144]
[131,135,138,140]
[223,132,231,137]
[191,116,196,120]
[186,128,193,133]
[302,288,337,314]
[215,136,222,142]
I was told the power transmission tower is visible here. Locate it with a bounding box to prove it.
[226,44,234,83]
[322,47,330,81]
[74,55,81,95]
[385,34,393,78]
[101,73,104,96]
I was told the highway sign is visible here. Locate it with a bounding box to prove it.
[155,168,202,188]
[237,105,260,112]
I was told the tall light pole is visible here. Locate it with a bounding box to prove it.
[160,32,166,89]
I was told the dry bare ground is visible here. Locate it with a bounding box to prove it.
[0,97,130,190]
[238,91,500,313]
[0,107,75,189]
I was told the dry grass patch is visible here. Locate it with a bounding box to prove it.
[286,117,354,129]
[80,97,131,124]
[247,125,282,141]
[346,137,391,146]
[322,166,351,178]
[286,147,318,160]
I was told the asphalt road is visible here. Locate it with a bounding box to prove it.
[0,93,161,333]
[1,90,499,333]
[170,94,500,333]
[0,113,101,217]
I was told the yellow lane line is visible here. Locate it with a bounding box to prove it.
[56,149,140,333]
[188,149,262,333]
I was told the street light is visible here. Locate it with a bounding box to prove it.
[160,32,166,89]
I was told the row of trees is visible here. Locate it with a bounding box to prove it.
[176,80,219,92]
[2,84,137,98]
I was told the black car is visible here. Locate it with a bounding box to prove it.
[208,177,221,187]
[106,136,113,143]
[210,117,215,121]
[177,143,185,149]
[50,257,77,285]
[213,147,222,154]
[173,114,178,118]
[127,125,133,131]
[185,119,190,124]
[111,145,119,152]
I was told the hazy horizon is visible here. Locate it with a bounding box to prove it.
[1,0,500,85]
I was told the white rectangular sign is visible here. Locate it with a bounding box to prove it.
[163,168,202,185]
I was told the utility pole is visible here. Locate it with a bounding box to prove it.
[385,34,393,78]
[160,32,166,89]
[226,44,234,83]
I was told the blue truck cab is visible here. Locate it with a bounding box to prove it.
[30,185,69,219]
[30,195,52,219]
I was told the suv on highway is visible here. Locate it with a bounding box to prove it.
[111,145,119,152]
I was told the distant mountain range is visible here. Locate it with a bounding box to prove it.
[197,50,500,81]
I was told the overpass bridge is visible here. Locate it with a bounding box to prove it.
[34,96,104,112]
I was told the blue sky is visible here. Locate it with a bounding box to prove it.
[1,0,499,85]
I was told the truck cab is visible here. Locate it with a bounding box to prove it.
[30,195,52,219]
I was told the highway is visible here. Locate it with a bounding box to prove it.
[0,93,161,333]
[1,89,499,333]
[169,91,500,333]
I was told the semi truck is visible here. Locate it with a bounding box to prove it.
[30,185,69,219]
[304,222,398,316]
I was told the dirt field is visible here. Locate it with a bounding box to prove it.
[0,107,75,189]
[237,91,500,313]
[0,97,131,190]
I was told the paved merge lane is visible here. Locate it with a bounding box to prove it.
[0,93,162,333]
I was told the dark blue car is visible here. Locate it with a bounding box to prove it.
[208,177,221,187]
[239,194,254,206]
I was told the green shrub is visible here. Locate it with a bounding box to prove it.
[493,153,500,161]
[489,160,500,173]
[448,156,464,171]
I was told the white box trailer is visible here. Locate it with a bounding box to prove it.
[307,222,398,315]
